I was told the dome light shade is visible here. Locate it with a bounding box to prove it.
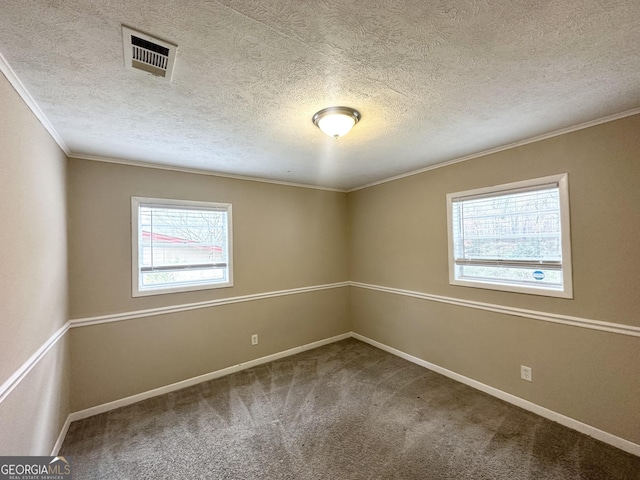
[312,106,361,138]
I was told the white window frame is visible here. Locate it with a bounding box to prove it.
[132,196,233,297]
[446,173,573,298]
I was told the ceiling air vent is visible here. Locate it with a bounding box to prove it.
[122,26,177,81]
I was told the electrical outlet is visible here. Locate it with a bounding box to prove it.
[251,334,258,346]
[520,365,532,382]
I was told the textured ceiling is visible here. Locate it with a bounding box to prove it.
[1,0,639,190]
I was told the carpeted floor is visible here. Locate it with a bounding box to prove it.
[61,338,640,479]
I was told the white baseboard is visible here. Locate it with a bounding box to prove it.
[65,333,351,425]
[51,415,72,456]
[351,332,640,458]
[53,330,640,459]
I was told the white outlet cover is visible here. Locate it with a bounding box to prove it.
[521,365,532,382]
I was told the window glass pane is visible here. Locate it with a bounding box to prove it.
[447,175,571,297]
[457,265,563,287]
[134,199,232,295]
[140,206,228,270]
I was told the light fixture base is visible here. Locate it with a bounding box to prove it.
[312,106,361,138]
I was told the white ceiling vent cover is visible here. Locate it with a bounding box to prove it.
[122,26,177,81]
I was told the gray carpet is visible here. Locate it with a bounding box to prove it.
[61,338,640,479]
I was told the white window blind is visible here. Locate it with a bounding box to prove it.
[447,174,572,298]
[132,197,233,296]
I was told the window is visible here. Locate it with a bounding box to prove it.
[446,174,572,298]
[132,197,233,296]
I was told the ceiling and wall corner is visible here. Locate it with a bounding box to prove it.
[0,1,639,190]
[0,52,70,155]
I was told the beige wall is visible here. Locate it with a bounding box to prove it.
[67,159,350,410]
[70,288,348,411]
[4,64,639,452]
[0,337,69,455]
[68,159,349,318]
[348,114,640,444]
[0,72,69,454]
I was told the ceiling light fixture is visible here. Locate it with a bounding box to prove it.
[312,106,361,138]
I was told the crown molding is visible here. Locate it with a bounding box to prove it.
[68,153,348,193]
[0,52,70,155]
[348,107,640,192]
[3,48,638,194]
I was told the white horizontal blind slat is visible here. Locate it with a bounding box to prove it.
[454,259,562,270]
[453,187,562,264]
